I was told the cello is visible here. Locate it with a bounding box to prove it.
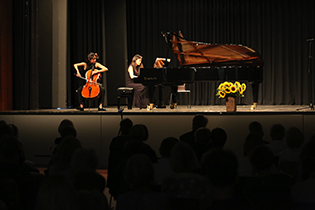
[80,69,101,99]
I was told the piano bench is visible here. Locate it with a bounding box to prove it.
[117,87,134,110]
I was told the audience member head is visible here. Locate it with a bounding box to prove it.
[72,170,106,193]
[77,190,109,210]
[159,137,178,158]
[55,136,82,170]
[130,124,148,142]
[201,148,238,188]
[9,124,19,138]
[124,154,155,190]
[58,119,74,135]
[270,124,285,141]
[119,118,133,135]
[0,124,13,138]
[0,135,20,163]
[0,120,8,136]
[35,175,79,210]
[192,114,208,131]
[70,148,99,175]
[170,141,200,173]
[60,126,77,138]
[210,127,227,148]
[243,133,265,156]
[70,149,104,193]
[249,121,264,138]
[285,127,304,149]
[194,127,211,145]
[299,136,315,180]
[0,120,7,127]
[250,145,274,173]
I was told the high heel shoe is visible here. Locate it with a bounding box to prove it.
[147,103,154,110]
[77,106,84,111]
[98,107,106,111]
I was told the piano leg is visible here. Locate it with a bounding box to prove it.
[148,85,155,110]
[157,85,166,108]
[251,82,259,110]
[170,85,178,109]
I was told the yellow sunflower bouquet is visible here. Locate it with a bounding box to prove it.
[216,81,246,99]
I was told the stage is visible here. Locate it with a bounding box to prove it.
[3,104,315,114]
[1,105,315,168]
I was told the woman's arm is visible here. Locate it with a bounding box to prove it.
[73,62,87,77]
[128,65,137,79]
[95,62,108,73]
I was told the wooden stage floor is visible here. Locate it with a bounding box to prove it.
[4,104,315,115]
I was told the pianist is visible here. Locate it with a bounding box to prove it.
[127,54,152,109]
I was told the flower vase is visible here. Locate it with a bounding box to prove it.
[226,96,237,112]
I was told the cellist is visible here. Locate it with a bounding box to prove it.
[74,52,108,111]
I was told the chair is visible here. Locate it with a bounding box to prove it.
[177,84,191,108]
[117,87,134,110]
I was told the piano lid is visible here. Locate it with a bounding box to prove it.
[162,32,264,68]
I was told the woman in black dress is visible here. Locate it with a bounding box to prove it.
[127,54,151,109]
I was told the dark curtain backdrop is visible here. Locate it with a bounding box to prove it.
[12,0,106,109]
[12,0,40,110]
[67,0,105,108]
[126,0,315,105]
[0,0,12,111]
[10,0,315,109]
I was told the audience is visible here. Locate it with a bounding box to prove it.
[193,127,212,162]
[266,123,287,156]
[47,136,82,177]
[210,127,227,148]
[153,137,178,185]
[248,121,264,139]
[116,154,170,210]
[107,118,133,198]
[35,175,79,210]
[200,127,227,164]
[2,116,315,210]
[54,119,76,146]
[278,127,304,183]
[161,141,210,210]
[201,148,251,210]
[291,136,315,209]
[122,124,158,163]
[179,114,208,148]
[70,148,109,210]
[248,121,269,146]
[0,134,37,210]
[238,133,265,177]
[70,148,106,193]
[278,127,304,163]
[107,124,158,200]
[242,145,292,209]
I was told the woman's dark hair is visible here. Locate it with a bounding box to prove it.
[87,52,99,61]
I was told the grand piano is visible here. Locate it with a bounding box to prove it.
[135,31,264,109]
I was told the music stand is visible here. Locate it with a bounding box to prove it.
[297,38,314,111]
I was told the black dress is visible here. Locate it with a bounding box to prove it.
[127,65,149,108]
